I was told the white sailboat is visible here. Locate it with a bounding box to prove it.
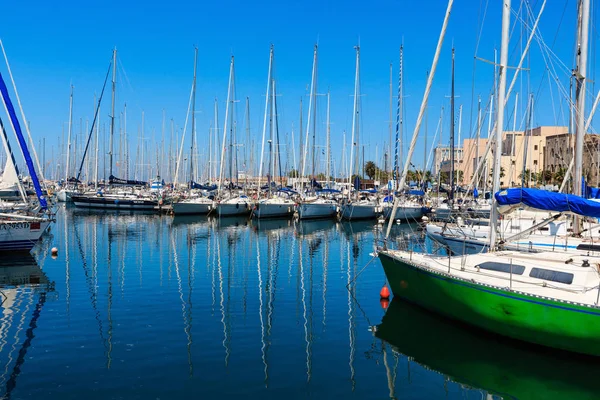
[172,47,214,216]
[254,48,295,219]
[0,45,53,251]
[216,56,252,217]
[341,46,377,221]
[57,85,76,202]
[380,45,424,222]
[297,45,339,220]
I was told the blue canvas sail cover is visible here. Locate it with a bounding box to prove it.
[190,181,217,191]
[582,177,600,199]
[495,188,600,218]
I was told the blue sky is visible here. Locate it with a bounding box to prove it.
[0,0,587,181]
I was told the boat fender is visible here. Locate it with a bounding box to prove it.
[236,203,239,209]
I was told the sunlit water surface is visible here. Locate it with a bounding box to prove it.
[1,206,598,399]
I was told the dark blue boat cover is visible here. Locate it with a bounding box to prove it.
[495,188,600,218]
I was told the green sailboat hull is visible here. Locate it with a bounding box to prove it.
[379,252,600,356]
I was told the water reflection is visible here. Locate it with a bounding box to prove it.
[9,206,597,399]
[375,299,600,399]
[0,253,54,399]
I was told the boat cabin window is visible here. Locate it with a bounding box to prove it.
[476,262,525,275]
[576,244,600,252]
[529,268,573,285]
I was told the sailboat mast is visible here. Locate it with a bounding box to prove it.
[389,63,393,176]
[190,46,198,186]
[311,46,318,181]
[66,85,73,182]
[574,0,590,234]
[257,45,273,194]
[489,0,511,250]
[385,0,454,239]
[449,47,455,203]
[109,48,116,178]
[217,57,234,197]
[302,45,317,183]
[245,96,250,184]
[326,91,331,189]
[475,96,481,191]
[213,99,219,182]
[347,45,360,200]
[94,96,100,189]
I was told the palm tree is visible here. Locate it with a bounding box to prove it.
[519,169,532,187]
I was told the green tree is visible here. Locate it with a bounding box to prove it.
[456,170,464,183]
[440,171,449,184]
[288,169,299,178]
[553,167,566,185]
[364,161,377,179]
[519,169,532,187]
[316,172,326,180]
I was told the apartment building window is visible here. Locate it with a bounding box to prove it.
[533,160,538,165]
[534,145,538,151]
[511,160,516,165]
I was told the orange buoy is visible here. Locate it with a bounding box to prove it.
[380,298,390,309]
[380,285,390,299]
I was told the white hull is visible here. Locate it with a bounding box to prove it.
[253,202,294,219]
[382,204,424,221]
[0,219,51,251]
[297,202,337,220]
[216,201,252,216]
[341,203,377,220]
[426,223,599,255]
[172,201,213,215]
[56,189,75,203]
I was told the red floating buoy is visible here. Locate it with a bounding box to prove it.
[380,285,390,300]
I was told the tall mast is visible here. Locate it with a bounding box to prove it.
[449,47,455,203]
[399,45,404,182]
[326,91,331,189]
[109,48,116,178]
[302,45,317,183]
[475,96,481,191]
[94,95,100,189]
[124,103,128,179]
[257,46,273,194]
[489,0,511,249]
[213,98,219,182]
[245,96,250,183]
[217,56,234,197]
[190,46,198,186]
[161,109,165,178]
[393,46,404,189]
[311,46,318,182]
[299,98,303,178]
[574,0,591,234]
[348,45,360,199]
[66,85,74,182]
[385,0,454,239]
[389,62,393,176]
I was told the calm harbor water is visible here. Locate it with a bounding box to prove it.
[1,206,599,399]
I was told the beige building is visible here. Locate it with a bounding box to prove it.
[458,126,569,188]
[545,133,600,186]
[433,146,463,177]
